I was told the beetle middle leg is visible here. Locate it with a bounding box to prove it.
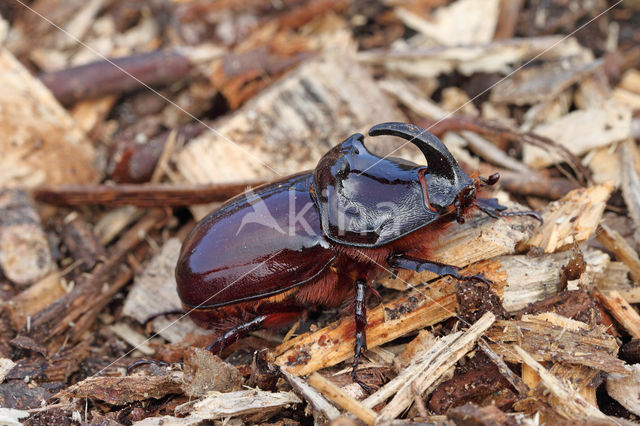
[387,254,492,285]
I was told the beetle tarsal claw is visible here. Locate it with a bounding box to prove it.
[351,369,372,393]
[474,197,543,224]
[458,273,493,286]
[502,209,544,224]
[126,358,173,375]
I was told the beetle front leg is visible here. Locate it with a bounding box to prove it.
[474,197,543,223]
[206,315,268,354]
[388,254,492,285]
[351,278,371,392]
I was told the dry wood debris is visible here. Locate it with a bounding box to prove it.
[1,0,640,424]
[0,49,97,187]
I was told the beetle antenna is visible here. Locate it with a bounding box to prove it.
[478,173,500,187]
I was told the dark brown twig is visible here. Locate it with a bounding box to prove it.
[418,116,592,186]
[33,182,266,207]
[38,49,210,105]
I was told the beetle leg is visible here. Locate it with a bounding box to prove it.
[454,199,465,224]
[126,358,174,375]
[351,278,372,393]
[388,255,492,285]
[474,197,543,224]
[206,315,268,354]
[206,311,303,355]
[142,309,185,327]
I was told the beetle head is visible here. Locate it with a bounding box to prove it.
[369,122,476,213]
[312,122,486,247]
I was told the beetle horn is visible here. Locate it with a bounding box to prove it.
[368,122,460,181]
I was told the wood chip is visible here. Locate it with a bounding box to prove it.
[109,323,155,356]
[55,374,184,405]
[428,202,537,267]
[181,348,243,398]
[397,329,437,368]
[94,206,144,245]
[619,287,640,304]
[282,368,341,422]
[597,224,640,283]
[490,59,601,105]
[502,249,610,312]
[0,359,16,384]
[0,190,54,286]
[619,138,640,243]
[132,415,201,426]
[358,36,585,78]
[586,145,622,187]
[377,312,496,420]
[595,290,640,339]
[70,95,118,134]
[0,48,97,187]
[363,332,461,410]
[0,408,30,426]
[575,73,612,110]
[619,69,640,94]
[307,372,376,425]
[514,345,608,421]
[395,0,499,46]
[185,390,301,422]
[486,317,628,374]
[607,364,640,417]
[523,102,631,168]
[518,183,614,253]
[597,261,633,293]
[4,270,67,329]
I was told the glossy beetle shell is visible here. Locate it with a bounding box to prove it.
[175,122,504,332]
[176,172,335,310]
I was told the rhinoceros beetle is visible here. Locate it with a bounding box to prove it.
[174,122,541,389]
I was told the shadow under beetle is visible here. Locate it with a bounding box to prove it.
[174,122,541,390]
